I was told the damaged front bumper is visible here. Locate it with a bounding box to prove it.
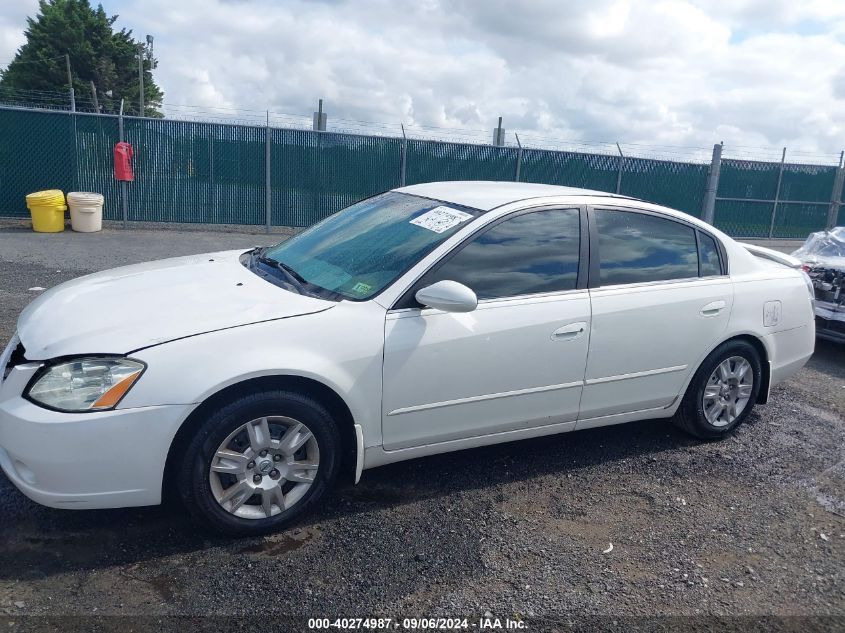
[815,300,845,343]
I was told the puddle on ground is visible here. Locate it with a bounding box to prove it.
[238,527,317,557]
[146,573,178,602]
[344,483,408,504]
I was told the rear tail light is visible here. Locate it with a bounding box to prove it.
[800,270,816,310]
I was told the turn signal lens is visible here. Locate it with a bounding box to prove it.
[91,369,143,409]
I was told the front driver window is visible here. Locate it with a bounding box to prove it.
[419,208,581,301]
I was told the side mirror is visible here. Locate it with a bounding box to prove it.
[415,280,478,313]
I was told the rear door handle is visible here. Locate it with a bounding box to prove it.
[551,322,587,341]
[701,300,726,317]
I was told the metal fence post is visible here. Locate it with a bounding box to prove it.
[71,108,79,196]
[64,54,75,112]
[701,143,723,225]
[827,151,845,229]
[118,98,128,228]
[615,143,624,194]
[265,111,271,233]
[767,147,787,239]
[209,134,216,222]
[514,133,523,182]
[400,124,407,187]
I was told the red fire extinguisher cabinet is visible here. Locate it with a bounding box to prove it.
[114,142,134,181]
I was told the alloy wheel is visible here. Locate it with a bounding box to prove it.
[702,356,754,428]
[209,416,320,519]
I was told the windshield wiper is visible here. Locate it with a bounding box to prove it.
[246,247,344,301]
[247,247,307,295]
[266,258,309,287]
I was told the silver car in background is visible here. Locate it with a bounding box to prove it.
[793,227,845,343]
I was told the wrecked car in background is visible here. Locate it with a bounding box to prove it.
[793,227,845,343]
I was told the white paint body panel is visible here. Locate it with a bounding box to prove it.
[382,292,590,450]
[17,250,332,360]
[579,278,733,421]
[0,182,815,510]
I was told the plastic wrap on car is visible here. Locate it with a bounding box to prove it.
[795,227,845,326]
[791,227,845,269]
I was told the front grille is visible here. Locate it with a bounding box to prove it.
[816,316,845,335]
[1,336,25,381]
[815,287,838,303]
[9,341,26,367]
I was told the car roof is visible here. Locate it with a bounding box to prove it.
[395,181,630,211]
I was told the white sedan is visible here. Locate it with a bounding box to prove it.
[0,182,815,535]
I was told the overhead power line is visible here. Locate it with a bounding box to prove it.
[1,54,67,66]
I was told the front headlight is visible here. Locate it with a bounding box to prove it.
[26,358,145,412]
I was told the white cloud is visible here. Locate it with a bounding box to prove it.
[0,0,36,66]
[1,0,843,157]
[689,0,845,27]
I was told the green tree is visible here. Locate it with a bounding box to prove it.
[0,0,163,116]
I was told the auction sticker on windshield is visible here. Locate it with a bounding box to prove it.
[410,206,473,233]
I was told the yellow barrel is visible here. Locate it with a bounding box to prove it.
[26,190,67,233]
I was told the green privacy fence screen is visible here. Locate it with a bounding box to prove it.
[406,140,519,184]
[271,128,402,226]
[0,106,841,237]
[713,159,840,238]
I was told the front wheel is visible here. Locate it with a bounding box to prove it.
[177,390,341,536]
[674,340,762,439]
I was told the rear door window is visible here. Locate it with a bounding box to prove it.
[595,209,699,286]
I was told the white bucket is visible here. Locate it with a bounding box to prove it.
[67,192,105,233]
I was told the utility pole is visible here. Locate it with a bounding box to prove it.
[492,117,505,146]
[137,43,145,117]
[313,98,327,131]
[64,53,75,112]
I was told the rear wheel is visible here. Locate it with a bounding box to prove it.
[178,390,341,536]
[674,340,762,439]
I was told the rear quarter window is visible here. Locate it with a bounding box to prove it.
[698,232,723,276]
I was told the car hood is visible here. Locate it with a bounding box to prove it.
[18,250,334,360]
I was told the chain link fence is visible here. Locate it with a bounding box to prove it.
[714,158,841,238]
[0,105,842,237]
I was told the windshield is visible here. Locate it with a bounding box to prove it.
[259,192,482,300]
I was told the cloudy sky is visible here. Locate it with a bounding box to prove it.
[1,0,844,159]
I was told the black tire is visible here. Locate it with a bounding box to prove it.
[673,340,762,439]
[177,390,341,537]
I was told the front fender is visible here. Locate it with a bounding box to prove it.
[119,301,387,449]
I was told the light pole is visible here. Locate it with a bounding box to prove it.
[137,35,154,117]
[137,43,144,117]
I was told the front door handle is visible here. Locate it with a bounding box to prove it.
[551,321,587,341]
[701,300,727,317]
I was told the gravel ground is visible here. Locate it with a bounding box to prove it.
[0,227,842,630]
